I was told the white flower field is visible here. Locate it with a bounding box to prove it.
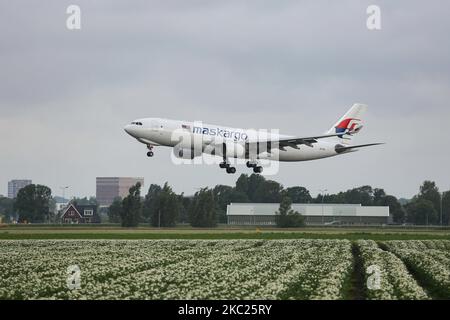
[356,240,429,300]
[0,239,448,300]
[381,240,450,298]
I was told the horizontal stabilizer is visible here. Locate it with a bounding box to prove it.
[335,142,384,153]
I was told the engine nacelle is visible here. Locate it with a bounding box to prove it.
[173,145,201,159]
[224,142,245,158]
[335,144,347,154]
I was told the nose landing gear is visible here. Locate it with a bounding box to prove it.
[146,145,154,157]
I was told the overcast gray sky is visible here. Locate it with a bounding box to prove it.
[1,0,449,199]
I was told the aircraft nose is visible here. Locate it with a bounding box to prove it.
[124,124,134,136]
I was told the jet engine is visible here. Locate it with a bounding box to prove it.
[224,142,245,158]
[173,145,202,159]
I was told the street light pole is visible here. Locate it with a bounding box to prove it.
[60,186,69,202]
[440,192,443,226]
[318,189,328,225]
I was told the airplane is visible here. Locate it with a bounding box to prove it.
[124,103,383,174]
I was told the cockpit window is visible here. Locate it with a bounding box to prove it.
[131,122,143,126]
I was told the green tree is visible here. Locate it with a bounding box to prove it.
[71,197,99,221]
[230,191,249,203]
[14,184,52,223]
[149,183,180,227]
[246,174,267,202]
[442,191,450,226]
[120,182,142,227]
[373,188,387,205]
[285,186,312,203]
[381,195,404,223]
[213,185,234,224]
[405,199,437,225]
[234,174,284,203]
[344,186,374,205]
[315,186,374,205]
[179,195,191,224]
[71,196,98,206]
[189,188,216,227]
[0,196,15,222]
[276,196,305,228]
[142,184,162,223]
[48,198,57,222]
[108,197,122,223]
[316,192,346,204]
[213,185,249,223]
[235,174,249,195]
[371,189,404,223]
[417,180,441,215]
[253,179,283,203]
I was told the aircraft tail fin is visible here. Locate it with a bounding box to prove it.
[326,103,367,143]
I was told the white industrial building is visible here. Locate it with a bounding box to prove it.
[226,203,390,226]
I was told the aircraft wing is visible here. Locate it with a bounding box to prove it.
[246,132,350,150]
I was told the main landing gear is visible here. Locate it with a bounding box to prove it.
[220,143,236,174]
[246,161,263,174]
[146,145,154,157]
[220,161,236,174]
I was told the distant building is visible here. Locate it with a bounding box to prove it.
[54,201,69,214]
[227,203,390,226]
[96,177,144,206]
[8,180,32,198]
[61,204,99,224]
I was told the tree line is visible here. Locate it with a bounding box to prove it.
[108,182,218,228]
[109,174,450,228]
[1,176,449,226]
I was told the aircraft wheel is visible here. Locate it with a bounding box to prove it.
[147,151,154,157]
[246,161,256,168]
[226,167,236,174]
[253,166,263,173]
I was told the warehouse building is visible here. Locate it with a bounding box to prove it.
[226,203,390,226]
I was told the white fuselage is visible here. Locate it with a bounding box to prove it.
[124,118,342,162]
